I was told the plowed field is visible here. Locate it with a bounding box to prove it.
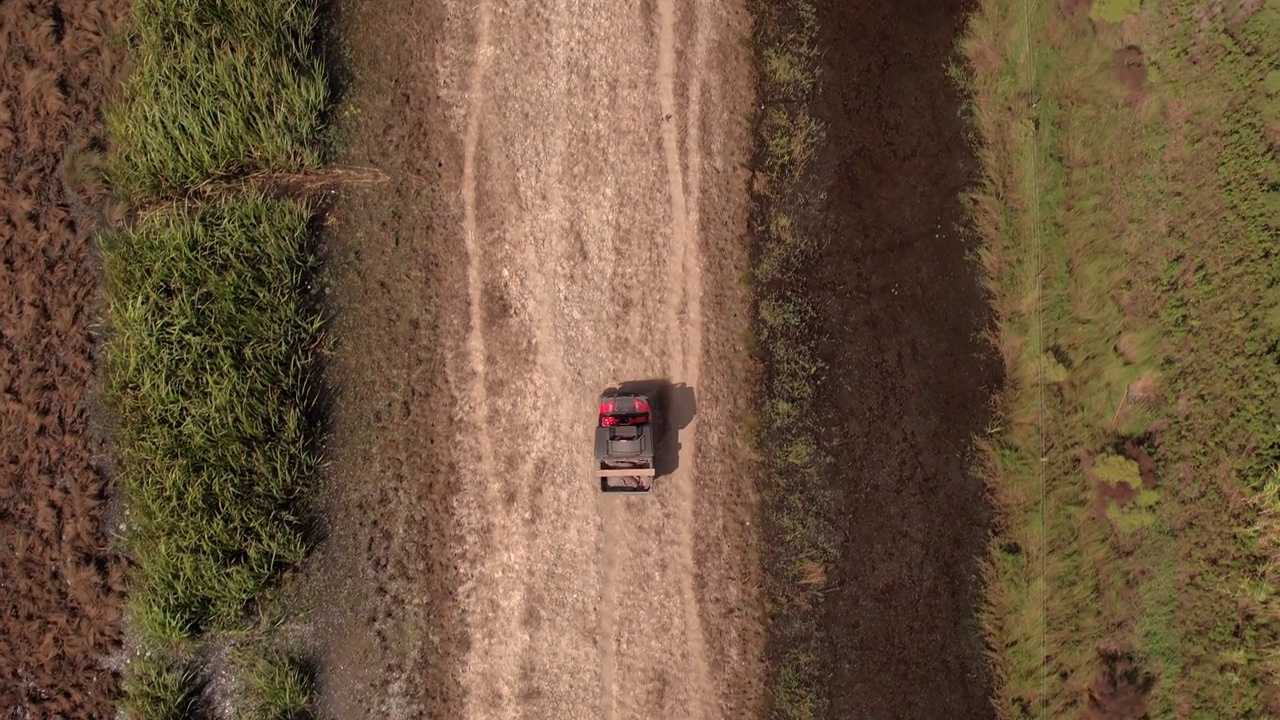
[806,0,1000,716]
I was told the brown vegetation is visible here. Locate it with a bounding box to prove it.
[1,1,130,717]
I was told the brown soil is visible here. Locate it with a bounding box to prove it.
[1121,439,1157,487]
[300,0,765,717]
[1081,652,1153,720]
[0,2,129,718]
[1112,46,1147,98]
[806,0,1001,717]
[1093,478,1141,516]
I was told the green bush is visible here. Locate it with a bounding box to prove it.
[120,655,200,720]
[1090,0,1141,23]
[238,649,315,720]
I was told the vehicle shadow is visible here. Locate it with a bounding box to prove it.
[603,378,696,478]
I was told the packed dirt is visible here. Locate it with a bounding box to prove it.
[299,0,764,717]
[805,0,1001,717]
[0,2,129,718]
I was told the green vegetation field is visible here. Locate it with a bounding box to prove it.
[103,1,329,717]
[961,0,1279,716]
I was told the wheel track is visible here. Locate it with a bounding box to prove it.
[508,0,595,709]
[456,1,527,716]
[451,0,730,716]
[653,0,714,717]
[313,0,764,716]
[597,496,621,720]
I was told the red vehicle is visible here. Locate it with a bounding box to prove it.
[595,392,658,493]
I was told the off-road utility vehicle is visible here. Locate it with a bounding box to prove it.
[595,392,657,493]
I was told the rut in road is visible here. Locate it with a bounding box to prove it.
[652,0,715,716]
[431,0,760,717]
[452,0,533,716]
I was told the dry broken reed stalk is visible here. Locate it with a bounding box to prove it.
[131,166,396,225]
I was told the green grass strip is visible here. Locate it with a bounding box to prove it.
[103,2,332,718]
[105,0,327,198]
[749,1,835,718]
[102,193,322,644]
[119,651,200,720]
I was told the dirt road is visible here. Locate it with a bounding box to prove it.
[303,0,763,717]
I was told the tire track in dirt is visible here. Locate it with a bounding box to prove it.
[597,494,621,720]
[448,0,610,716]
[502,0,603,711]
[481,4,618,716]
[455,1,529,716]
[432,0,756,717]
[307,0,758,717]
[653,0,714,714]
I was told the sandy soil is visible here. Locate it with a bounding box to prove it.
[301,0,764,717]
